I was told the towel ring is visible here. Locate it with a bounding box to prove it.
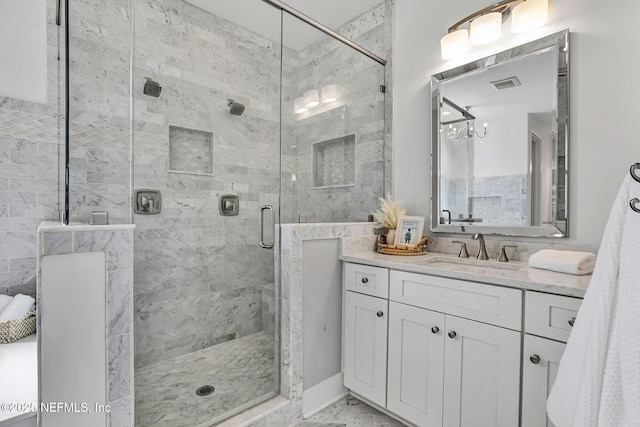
[631,163,640,183]
[631,198,640,214]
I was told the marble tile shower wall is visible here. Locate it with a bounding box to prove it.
[472,175,527,224]
[132,0,282,368]
[445,175,527,225]
[281,1,392,224]
[68,0,132,224]
[0,0,61,297]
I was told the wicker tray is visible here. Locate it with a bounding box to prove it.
[0,310,36,344]
[377,237,428,256]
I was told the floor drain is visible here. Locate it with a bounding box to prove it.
[196,385,215,396]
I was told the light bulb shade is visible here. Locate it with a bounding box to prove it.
[440,29,469,60]
[294,97,308,114]
[303,89,320,108]
[511,0,548,33]
[321,85,338,103]
[469,12,502,45]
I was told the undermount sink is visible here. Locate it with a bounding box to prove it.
[421,256,521,271]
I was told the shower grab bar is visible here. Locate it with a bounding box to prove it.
[630,163,640,213]
[261,0,386,66]
[260,205,275,249]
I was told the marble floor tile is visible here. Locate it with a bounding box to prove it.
[300,396,407,427]
[135,331,277,427]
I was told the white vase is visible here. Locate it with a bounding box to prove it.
[386,229,396,244]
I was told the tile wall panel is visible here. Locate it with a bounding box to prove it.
[0,0,61,297]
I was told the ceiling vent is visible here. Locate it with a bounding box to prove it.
[490,76,521,90]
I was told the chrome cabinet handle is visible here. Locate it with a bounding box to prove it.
[448,331,457,339]
[361,277,369,284]
[530,354,541,364]
[259,205,274,249]
[376,311,384,318]
[431,326,440,334]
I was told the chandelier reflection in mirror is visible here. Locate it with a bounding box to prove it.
[445,119,488,143]
[440,98,488,144]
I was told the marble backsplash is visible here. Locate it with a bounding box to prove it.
[339,233,598,262]
[426,235,598,262]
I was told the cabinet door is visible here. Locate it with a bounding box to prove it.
[443,316,521,427]
[387,302,445,426]
[343,291,388,407]
[522,335,565,427]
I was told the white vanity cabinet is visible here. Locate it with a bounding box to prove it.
[343,263,390,407]
[341,261,584,427]
[521,291,582,427]
[387,301,445,425]
[387,271,521,427]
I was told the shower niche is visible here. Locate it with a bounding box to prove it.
[312,134,356,188]
[168,125,215,176]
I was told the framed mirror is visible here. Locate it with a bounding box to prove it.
[431,30,569,238]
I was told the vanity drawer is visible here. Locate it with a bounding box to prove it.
[525,291,582,342]
[389,270,522,330]
[344,263,389,299]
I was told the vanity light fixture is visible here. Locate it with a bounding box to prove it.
[294,85,342,114]
[440,0,548,59]
[321,85,338,103]
[303,89,320,108]
[469,12,502,45]
[294,97,308,114]
[512,0,549,33]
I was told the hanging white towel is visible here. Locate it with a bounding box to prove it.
[547,174,640,426]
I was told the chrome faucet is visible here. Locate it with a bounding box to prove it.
[471,233,489,260]
[452,240,469,258]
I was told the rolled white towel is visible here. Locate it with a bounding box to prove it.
[0,294,35,322]
[0,294,12,313]
[528,249,596,275]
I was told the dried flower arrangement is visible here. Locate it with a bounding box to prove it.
[373,194,406,230]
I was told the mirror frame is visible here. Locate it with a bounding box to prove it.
[430,29,569,238]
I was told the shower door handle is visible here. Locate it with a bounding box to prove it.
[260,205,274,249]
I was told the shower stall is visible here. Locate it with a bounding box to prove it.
[64,0,389,424]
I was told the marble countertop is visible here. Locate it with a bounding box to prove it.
[339,251,591,298]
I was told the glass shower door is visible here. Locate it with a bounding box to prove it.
[131,1,281,425]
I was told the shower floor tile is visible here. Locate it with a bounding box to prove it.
[135,331,276,427]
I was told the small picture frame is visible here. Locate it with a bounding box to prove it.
[394,216,425,246]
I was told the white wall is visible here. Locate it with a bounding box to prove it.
[302,239,342,391]
[393,0,640,246]
[0,0,47,103]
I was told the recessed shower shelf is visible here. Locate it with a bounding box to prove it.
[168,125,215,176]
[312,134,356,189]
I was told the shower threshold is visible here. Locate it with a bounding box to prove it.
[135,331,276,427]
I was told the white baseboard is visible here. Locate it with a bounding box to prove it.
[303,373,348,419]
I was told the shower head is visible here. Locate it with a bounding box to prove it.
[143,78,162,97]
[227,99,245,116]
